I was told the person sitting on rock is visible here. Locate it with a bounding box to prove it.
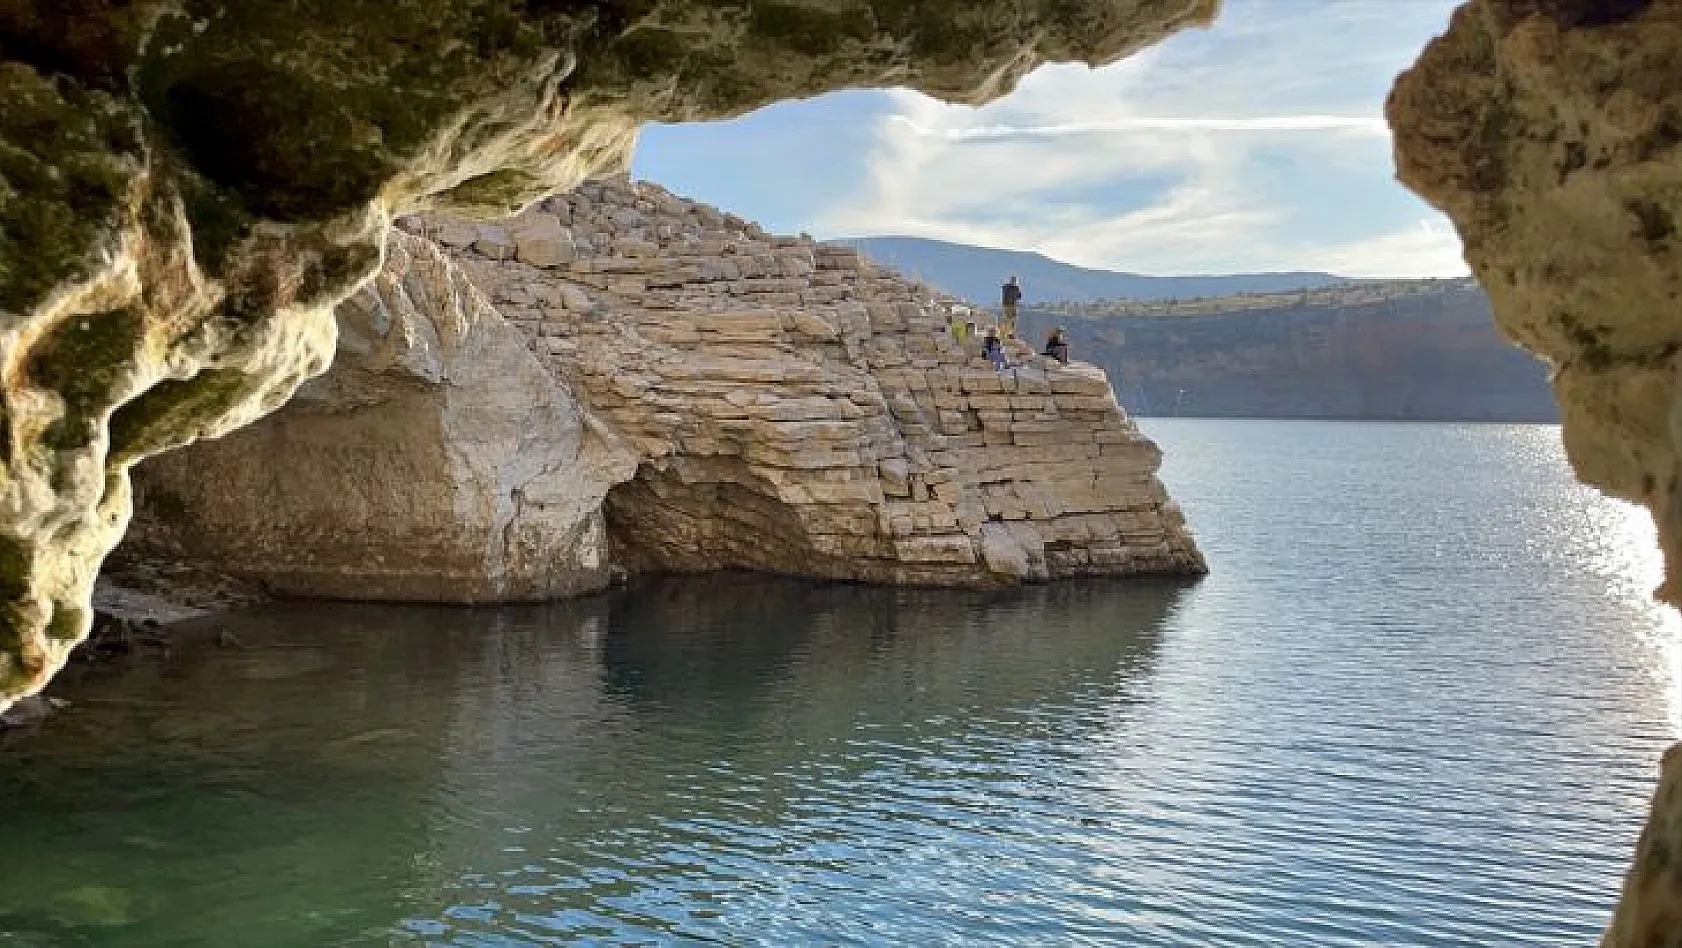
[950,314,970,346]
[1043,327,1070,365]
[983,328,1008,370]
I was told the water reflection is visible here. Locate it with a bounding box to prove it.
[1144,421,1680,943]
[1573,489,1682,735]
[0,576,1188,947]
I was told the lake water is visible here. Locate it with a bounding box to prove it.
[0,421,1675,946]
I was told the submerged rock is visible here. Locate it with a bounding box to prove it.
[0,694,66,730]
[127,178,1205,597]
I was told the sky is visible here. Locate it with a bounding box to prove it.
[631,0,1468,280]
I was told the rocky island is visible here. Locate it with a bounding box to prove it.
[119,177,1204,601]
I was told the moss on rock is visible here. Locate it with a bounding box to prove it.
[0,63,140,313]
[109,369,253,464]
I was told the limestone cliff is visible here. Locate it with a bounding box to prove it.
[126,178,1204,596]
[0,0,1219,707]
[120,229,636,602]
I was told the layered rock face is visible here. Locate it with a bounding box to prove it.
[1388,2,1682,942]
[0,0,1219,706]
[128,178,1203,596]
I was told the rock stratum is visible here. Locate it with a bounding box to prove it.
[0,0,1218,706]
[123,177,1204,599]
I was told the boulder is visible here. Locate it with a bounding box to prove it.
[979,523,1032,579]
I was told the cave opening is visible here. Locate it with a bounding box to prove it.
[603,459,842,580]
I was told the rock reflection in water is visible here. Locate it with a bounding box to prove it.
[0,575,1185,947]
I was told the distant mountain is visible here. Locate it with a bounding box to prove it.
[1018,278,1558,422]
[834,236,1352,305]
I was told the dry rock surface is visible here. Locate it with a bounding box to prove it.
[131,178,1204,595]
[125,227,637,602]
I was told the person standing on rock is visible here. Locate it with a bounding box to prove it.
[1001,276,1022,338]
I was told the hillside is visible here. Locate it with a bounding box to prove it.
[1016,278,1558,422]
[834,236,1351,304]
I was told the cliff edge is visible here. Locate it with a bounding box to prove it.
[122,178,1204,599]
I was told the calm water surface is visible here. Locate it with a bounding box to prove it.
[0,421,1675,946]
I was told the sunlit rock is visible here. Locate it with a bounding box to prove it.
[0,0,1219,706]
[130,178,1204,595]
[126,229,636,602]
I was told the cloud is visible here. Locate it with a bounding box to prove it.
[1270,220,1470,279]
[810,0,1469,279]
[886,114,1392,142]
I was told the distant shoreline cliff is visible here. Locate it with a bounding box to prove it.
[1016,279,1557,423]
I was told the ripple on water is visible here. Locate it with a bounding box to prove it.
[0,422,1673,946]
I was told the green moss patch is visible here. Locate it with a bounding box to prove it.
[27,305,148,451]
[437,168,549,214]
[0,64,140,313]
[137,1,578,226]
[44,602,85,642]
[108,368,251,463]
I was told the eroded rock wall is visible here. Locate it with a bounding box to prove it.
[124,229,636,602]
[129,177,1203,594]
[0,0,1219,706]
[1388,2,1682,942]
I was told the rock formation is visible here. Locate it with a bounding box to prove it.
[120,228,637,602]
[10,0,1682,938]
[0,0,1219,707]
[1387,2,1682,942]
[126,177,1204,596]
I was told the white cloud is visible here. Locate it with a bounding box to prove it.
[1289,220,1469,279]
[813,0,1468,279]
[886,114,1392,141]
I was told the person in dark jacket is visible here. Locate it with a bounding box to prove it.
[1000,276,1022,338]
[1043,327,1070,364]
